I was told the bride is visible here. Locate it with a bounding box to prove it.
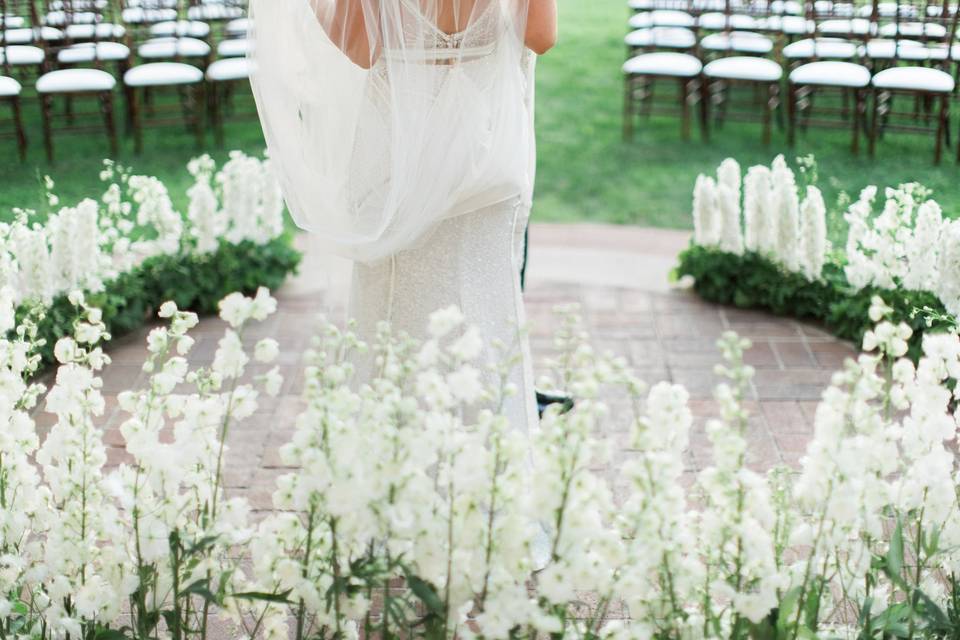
[249,0,557,434]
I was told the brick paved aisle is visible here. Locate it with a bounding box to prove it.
[54,223,856,514]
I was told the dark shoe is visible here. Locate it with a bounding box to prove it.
[536,389,574,418]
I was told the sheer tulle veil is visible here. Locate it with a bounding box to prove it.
[249,0,536,264]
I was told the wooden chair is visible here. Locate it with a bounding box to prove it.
[786,0,871,152]
[868,0,959,163]
[34,0,118,161]
[0,0,27,160]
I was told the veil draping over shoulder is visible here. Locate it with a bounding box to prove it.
[249,0,537,264]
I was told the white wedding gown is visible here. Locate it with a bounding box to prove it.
[348,198,539,435]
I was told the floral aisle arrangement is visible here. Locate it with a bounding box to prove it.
[676,156,957,356]
[1,151,301,367]
[6,285,960,638]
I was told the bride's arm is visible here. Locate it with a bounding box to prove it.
[313,0,380,69]
[525,0,557,54]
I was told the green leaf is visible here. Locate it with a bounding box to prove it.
[886,519,904,582]
[405,574,444,616]
[94,629,131,640]
[230,590,294,605]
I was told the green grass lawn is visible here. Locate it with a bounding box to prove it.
[2,1,959,230]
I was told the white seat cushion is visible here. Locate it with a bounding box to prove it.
[879,21,947,38]
[58,41,130,63]
[697,12,757,29]
[36,67,115,93]
[187,4,243,20]
[217,38,250,57]
[704,56,783,81]
[779,15,815,34]
[64,23,126,40]
[206,57,250,81]
[0,75,22,96]
[789,60,871,87]
[2,26,63,43]
[818,18,875,35]
[872,66,955,92]
[138,36,211,59]
[701,31,773,53]
[122,7,178,23]
[623,51,702,76]
[225,17,249,36]
[124,61,203,86]
[649,9,696,26]
[862,39,930,60]
[150,20,211,38]
[783,37,857,59]
[3,15,25,28]
[45,10,97,25]
[0,45,44,65]
[625,27,696,49]
[771,0,804,13]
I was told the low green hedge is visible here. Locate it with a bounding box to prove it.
[18,234,303,368]
[675,244,952,360]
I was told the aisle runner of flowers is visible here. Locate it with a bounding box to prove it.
[1,151,301,367]
[676,155,959,355]
[5,271,960,638]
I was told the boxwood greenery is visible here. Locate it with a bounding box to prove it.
[18,234,303,368]
[674,244,953,361]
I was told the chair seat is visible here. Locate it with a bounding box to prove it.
[124,61,203,87]
[0,75,22,97]
[777,15,815,34]
[217,38,250,57]
[872,66,955,92]
[187,4,244,20]
[206,57,250,81]
[150,19,211,38]
[225,17,249,36]
[878,21,948,38]
[122,7,178,24]
[819,18,875,35]
[58,41,130,63]
[697,11,757,29]
[861,39,931,60]
[45,9,97,25]
[625,27,696,49]
[138,36,211,59]
[704,56,783,81]
[1,26,63,44]
[64,23,126,40]
[0,45,44,65]
[700,31,773,53]
[623,51,702,76]
[789,60,870,87]
[770,0,804,14]
[783,37,857,59]
[37,67,115,93]
[3,15,25,28]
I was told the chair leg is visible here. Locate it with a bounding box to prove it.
[699,76,711,143]
[622,75,634,141]
[763,82,776,146]
[129,87,143,154]
[934,92,947,165]
[11,96,26,162]
[101,91,118,158]
[40,92,54,163]
[869,88,879,157]
[787,82,796,146]
[852,89,862,155]
[680,78,690,141]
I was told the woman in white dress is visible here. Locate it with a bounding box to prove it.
[249,0,557,435]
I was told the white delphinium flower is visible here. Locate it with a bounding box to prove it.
[771,155,801,272]
[743,165,775,254]
[219,151,285,245]
[617,380,703,638]
[903,200,942,292]
[692,174,720,247]
[716,159,743,254]
[798,186,827,281]
[49,199,106,295]
[187,154,227,254]
[128,174,183,257]
[9,221,54,304]
[844,186,879,290]
[936,220,960,316]
[696,332,783,628]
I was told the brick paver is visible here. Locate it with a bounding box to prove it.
[38,224,856,512]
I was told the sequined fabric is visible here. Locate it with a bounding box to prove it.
[348,198,538,434]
